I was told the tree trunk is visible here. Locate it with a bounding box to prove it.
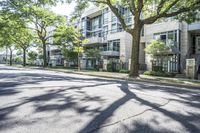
[129,28,142,77]
[23,48,26,67]
[9,50,12,66]
[42,41,47,67]
[5,46,8,64]
[78,52,80,71]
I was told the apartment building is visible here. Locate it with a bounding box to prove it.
[78,6,200,76]
[78,6,144,70]
[144,21,200,76]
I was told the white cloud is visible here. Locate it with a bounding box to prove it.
[51,2,76,16]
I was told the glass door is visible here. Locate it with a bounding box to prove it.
[196,36,200,54]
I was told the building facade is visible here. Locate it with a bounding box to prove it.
[48,6,200,77]
[78,6,144,71]
[77,6,200,75]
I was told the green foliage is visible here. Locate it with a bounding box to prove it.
[15,57,23,63]
[145,40,171,56]
[28,51,38,62]
[143,71,175,77]
[61,47,78,61]
[119,69,130,73]
[85,48,101,59]
[152,66,164,72]
[54,25,86,54]
[107,63,113,72]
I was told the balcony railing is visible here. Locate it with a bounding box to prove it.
[86,37,107,44]
[100,51,120,56]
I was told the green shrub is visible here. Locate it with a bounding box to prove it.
[152,66,163,72]
[119,69,130,73]
[143,71,174,77]
[85,68,98,71]
[107,63,113,72]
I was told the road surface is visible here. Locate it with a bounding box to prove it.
[0,64,200,133]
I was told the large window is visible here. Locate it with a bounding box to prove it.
[113,40,120,51]
[154,30,179,48]
[91,16,101,31]
[124,8,132,24]
[102,26,108,39]
[102,8,109,24]
[81,18,86,30]
[112,13,117,22]
[111,23,117,33]
[100,40,120,52]
[108,39,120,51]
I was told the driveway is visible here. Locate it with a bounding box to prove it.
[0,64,200,133]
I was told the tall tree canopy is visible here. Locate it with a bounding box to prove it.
[0,0,67,67]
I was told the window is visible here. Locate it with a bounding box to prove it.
[92,31,102,37]
[107,40,120,51]
[81,18,86,30]
[111,23,123,33]
[117,24,123,32]
[111,23,117,33]
[103,8,108,24]
[154,30,178,47]
[124,8,132,24]
[108,41,113,51]
[113,40,120,51]
[91,16,101,30]
[103,26,108,39]
[112,13,117,22]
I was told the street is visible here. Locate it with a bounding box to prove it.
[0,64,200,133]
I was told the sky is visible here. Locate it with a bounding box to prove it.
[51,2,76,16]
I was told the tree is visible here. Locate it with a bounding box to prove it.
[15,57,23,64]
[15,29,33,66]
[85,48,101,68]
[0,0,66,67]
[70,0,200,77]
[27,7,65,67]
[8,25,34,67]
[28,51,38,64]
[54,25,89,71]
[0,10,32,66]
[145,40,172,71]
[61,47,78,65]
[85,48,101,59]
[0,12,16,66]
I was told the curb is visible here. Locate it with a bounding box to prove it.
[13,65,200,89]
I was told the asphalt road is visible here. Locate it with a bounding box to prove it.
[0,64,200,133]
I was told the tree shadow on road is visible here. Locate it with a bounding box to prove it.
[79,81,200,133]
[0,66,200,133]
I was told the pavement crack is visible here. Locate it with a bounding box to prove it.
[85,99,172,133]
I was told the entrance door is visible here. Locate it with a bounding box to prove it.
[196,36,200,54]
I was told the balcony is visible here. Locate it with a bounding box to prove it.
[86,37,107,44]
[50,55,62,60]
[82,7,101,18]
[188,23,200,31]
[100,51,120,56]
